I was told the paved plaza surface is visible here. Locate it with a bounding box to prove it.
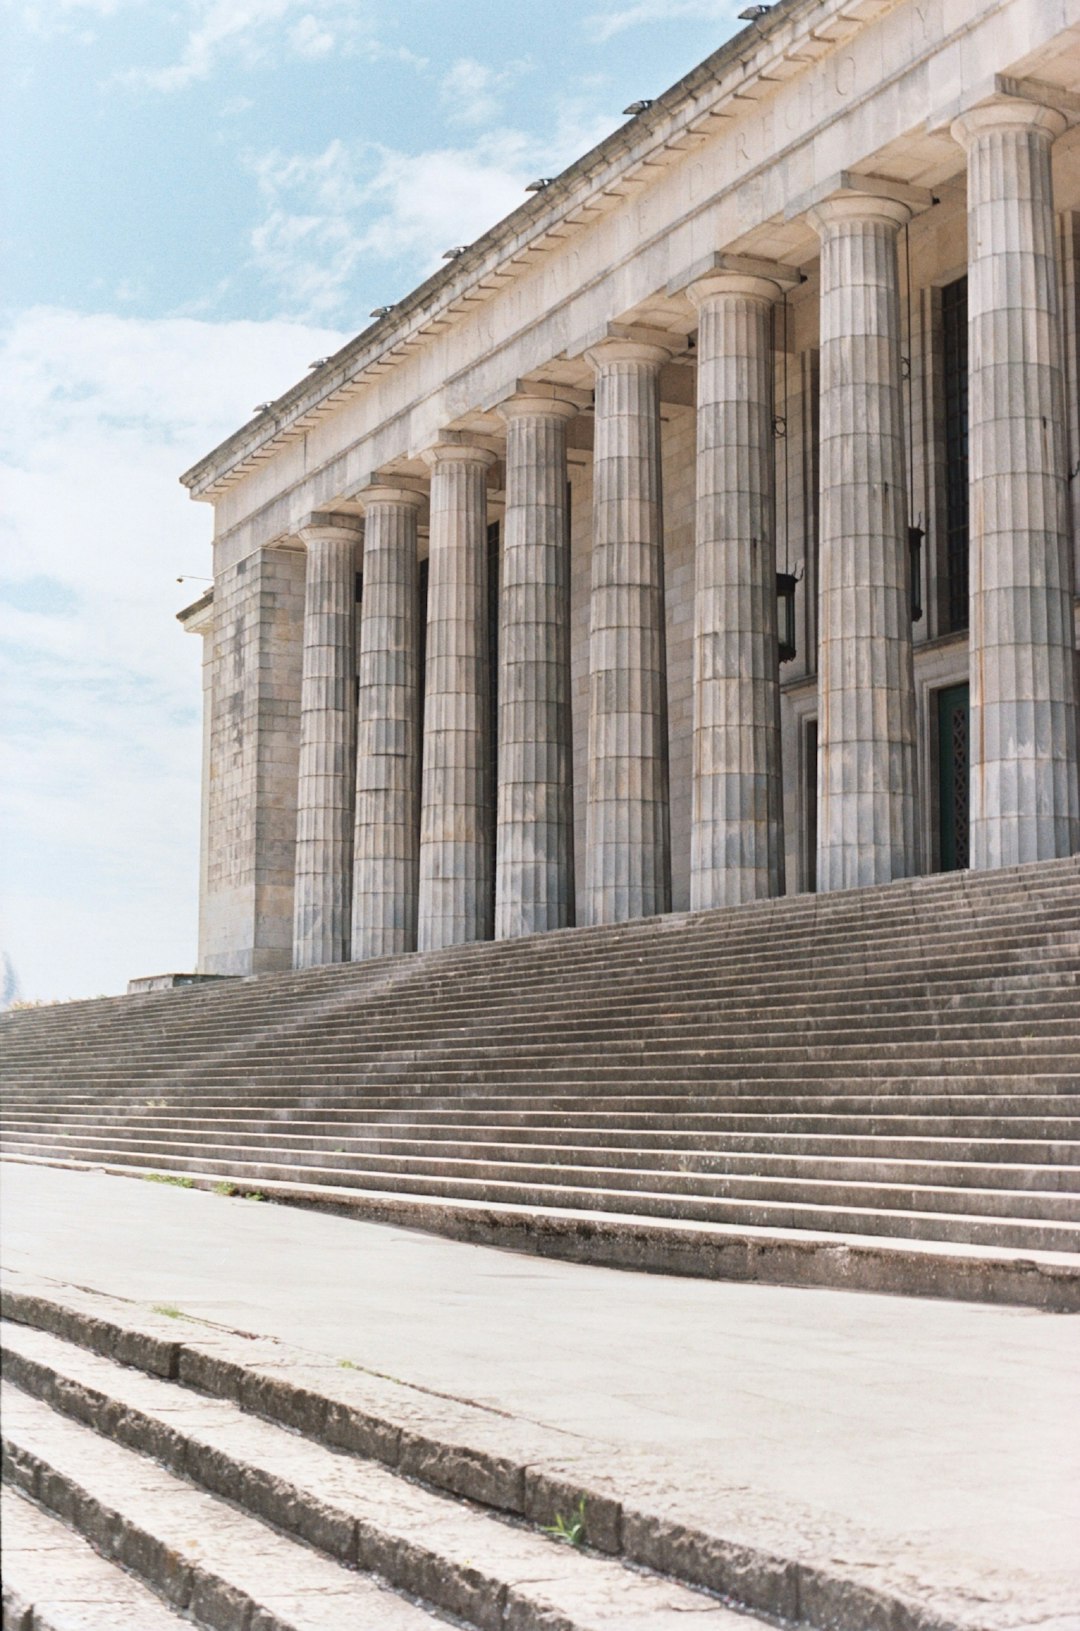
[3,1160,1079,1615]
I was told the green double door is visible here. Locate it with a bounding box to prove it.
[937,683,970,871]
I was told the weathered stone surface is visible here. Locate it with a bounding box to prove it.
[951,99,1080,872]
[688,272,786,908]
[352,485,424,960]
[417,442,498,951]
[292,514,362,969]
[496,395,579,939]
[809,193,921,893]
[584,338,673,926]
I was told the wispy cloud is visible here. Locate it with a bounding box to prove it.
[114,0,424,93]
[0,307,347,1000]
[585,0,738,43]
[245,96,618,321]
[438,56,531,129]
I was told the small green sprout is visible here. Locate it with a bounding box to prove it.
[543,1496,587,1547]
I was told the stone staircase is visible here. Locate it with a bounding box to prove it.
[0,1276,772,1631]
[3,857,1079,1307]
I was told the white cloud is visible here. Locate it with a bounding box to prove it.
[585,0,738,42]
[115,0,421,93]
[438,56,531,129]
[17,0,129,39]
[245,95,618,321]
[288,12,334,57]
[0,307,347,1002]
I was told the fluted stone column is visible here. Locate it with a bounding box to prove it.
[809,195,920,892]
[418,441,497,950]
[584,337,672,924]
[495,394,578,938]
[292,513,362,968]
[352,485,423,960]
[952,100,1080,868]
[688,272,785,908]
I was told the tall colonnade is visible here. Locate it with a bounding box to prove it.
[289,96,1079,970]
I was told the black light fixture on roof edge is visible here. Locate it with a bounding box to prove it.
[623,99,654,115]
[370,305,396,318]
[525,177,555,192]
[442,245,469,260]
[738,4,772,17]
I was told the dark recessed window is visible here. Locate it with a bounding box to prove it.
[942,277,969,633]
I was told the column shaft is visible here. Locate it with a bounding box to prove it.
[952,101,1079,868]
[293,517,361,968]
[496,398,577,938]
[418,444,497,950]
[352,488,422,959]
[810,195,920,892]
[584,339,672,924]
[689,275,784,908]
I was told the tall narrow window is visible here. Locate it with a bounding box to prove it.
[804,718,818,894]
[942,277,969,633]
[418,555,429,782]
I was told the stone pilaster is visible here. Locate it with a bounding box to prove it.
[584,337,672,924]
[352,485,423,960]
[808,194,920,892]
[292,514,362,969]
[495,394,579,938]
[418,441,498,951]
[688,272,785,908]
[952,100,1080,868]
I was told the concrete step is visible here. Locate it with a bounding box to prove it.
[6,1113,1077,1165]
[6,1122,1074,1188]
[6,929,1076,1043]
[5,866,1073,1036]
[6,1082,1079,1112]
[0,1387,460,1631]
[0,1323,755,1631]
[1,1487,190,1631]
[5,1127,1079,1213]
[5,1269,1075,1629]
[5,855,1077,1305]
[5,1145,1075,1249]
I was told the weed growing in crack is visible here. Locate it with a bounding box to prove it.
[543,1497,587,1547]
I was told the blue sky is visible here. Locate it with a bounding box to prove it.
[1,0,742,1001]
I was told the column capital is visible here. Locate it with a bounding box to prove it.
[421,439,498,470]
[356,481,426,510]
[585,335,672,372]
[671,251,801,304]
[497,388,585,424]
[951,97,1067,149]
[808,192,912,236]
[296,511,364,546]
[686,271,788,308]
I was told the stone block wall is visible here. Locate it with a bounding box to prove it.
[202,545,305,974]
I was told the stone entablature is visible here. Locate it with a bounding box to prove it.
[180,0,1080,975]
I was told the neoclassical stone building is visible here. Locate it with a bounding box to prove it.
[179,0,1080,977]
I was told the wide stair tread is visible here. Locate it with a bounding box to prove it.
[1,1321,751,1631]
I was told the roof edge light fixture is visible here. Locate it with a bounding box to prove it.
[252,402,275,414]
[623,99,655,116]
[738,4,772,17]
[307,358,329,369]
[369,305,397,318]
[525,177,555,193]
[442,245,469,260]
